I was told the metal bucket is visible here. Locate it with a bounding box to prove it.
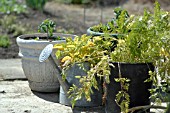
[59,62,103,107]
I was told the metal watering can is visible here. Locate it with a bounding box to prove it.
[39,44,103,107]
[39,44,71,95]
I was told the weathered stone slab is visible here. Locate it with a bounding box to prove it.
[0,80,72,113]
[0,59,26,80]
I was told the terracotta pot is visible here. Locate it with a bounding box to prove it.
[59,62,103,107]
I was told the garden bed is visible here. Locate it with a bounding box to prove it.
[0,0,169,59]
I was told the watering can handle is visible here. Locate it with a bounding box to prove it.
[49,54,71,95]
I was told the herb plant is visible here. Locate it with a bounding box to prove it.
[54,34,114,106]
[90,7,132,35]
[111,1,170,112]
[38,19,56,40]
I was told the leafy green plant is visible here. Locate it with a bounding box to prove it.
[0,0,27,14]
[53,1,169,112]
[38,19,56,40]
[25,0,47,10]
[111,1,170,112]
[90,7,132,35]
[54,34,113,106]
[0,35,11,48]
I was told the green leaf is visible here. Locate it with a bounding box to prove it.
[38,19,56,39]
[55,50,61,58]
[75,76,81,79]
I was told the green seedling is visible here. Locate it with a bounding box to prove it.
[38,19,56,40]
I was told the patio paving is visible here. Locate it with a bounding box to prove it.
[0,59,105,113]
[0,59,25,80]
[0,80,72,113]
[0,59,168,113]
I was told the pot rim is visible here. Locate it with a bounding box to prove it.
[110,62,153,65]
[87,27,120,37]
[17,33,77,43]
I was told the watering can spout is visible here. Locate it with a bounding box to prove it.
[39,44,71,95]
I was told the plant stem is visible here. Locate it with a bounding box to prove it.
[127,105,166,113]
[118,62,123,90]
[47,29,49,40]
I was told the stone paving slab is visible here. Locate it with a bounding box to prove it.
[0,59,26,80]
[0,80,105,113]
[0,80,168,113]
[0,59,168,113]
[0,80,72,113]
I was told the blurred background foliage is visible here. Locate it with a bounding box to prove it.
[25,0,47,10]
[0,0,27,14]
[0,0,169,48]
[1,0,169,14]
[54,0,124,5]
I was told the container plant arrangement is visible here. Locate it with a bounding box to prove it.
[53,1,169,112]
[53,34,114,107]
[16,19,76,92]
[108,2,170,112]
